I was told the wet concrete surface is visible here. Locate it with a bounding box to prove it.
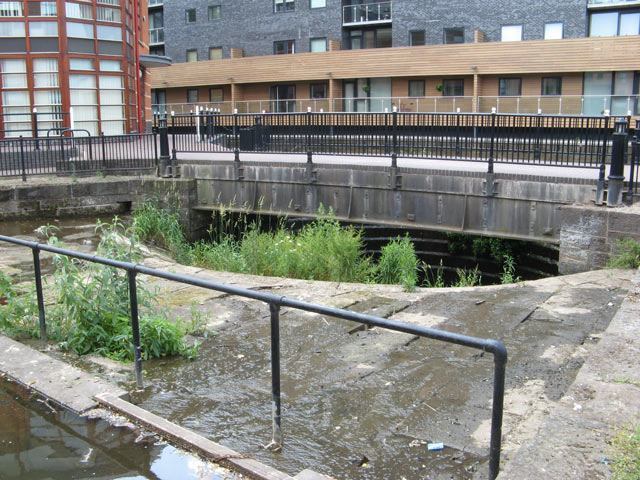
[0,217,634,479]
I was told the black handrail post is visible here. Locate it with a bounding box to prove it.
[391,106,398,168]
[595,116,610,204]
[267,302,283,451]
[33,109,40,151]
[170,111,177,170]
[127,269,144,389]
[628,137,637,204]
[607,117,628,206]
[534,111,542,161]
[19,135,26,182]
[488,342,508,480]
[100,132,107,171]
[159,118,170,177]
[455,110,461,157]
[32,246,47,345]
[233,108,240,162]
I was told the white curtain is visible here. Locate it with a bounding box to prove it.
[28,21,58,36]
[0,21,24,36]
[70,89,97,104]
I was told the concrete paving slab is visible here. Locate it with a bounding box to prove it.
[0,335,128,414]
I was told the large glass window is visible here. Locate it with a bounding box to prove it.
[310,37,326,52]
[541,77,561,96]
[0,21,25,36]
[96,24,121,40]
[185,8,196,23]
[27,2,57,16]
[67,21,94,38]
[274,40,295,54]
[499,78,521,96]
[0,58,27,87]
[99,75,125,135]
[310,0,325,8]
[96,6,121,22]
[69,73,98,135]
[208,5,221,20]
[100,59,122,71]
[620,12,640,36]
[408,80,425,97]
[274,0,294,12]
[0,2,23,16]
[28,21,57,36]
[544,22,563,40]
[409,30,425,46]
[33,58,59,87]
[70,58,94,70]
[65,2,93,19]
[443,79,464,96]
[501,25,522,42]
[444,28,464,44]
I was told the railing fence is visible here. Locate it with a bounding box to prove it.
[0,235,507,480]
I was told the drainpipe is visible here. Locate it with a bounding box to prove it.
[133,0,144,133]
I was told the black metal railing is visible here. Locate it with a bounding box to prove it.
[0,111,69,139]
[630,137,639,200]
[0,133,158,180]
[0,235,507,479]
[156,111,624,170]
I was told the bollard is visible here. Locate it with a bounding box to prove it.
[607,118,627,206]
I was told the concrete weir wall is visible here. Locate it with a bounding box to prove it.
[183,161,597,244]
[559,205,640,274]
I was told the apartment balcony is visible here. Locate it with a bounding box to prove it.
[343,1,392,27]
[149,27,164,45]
[148,0,163,7]
[588,0,640,8]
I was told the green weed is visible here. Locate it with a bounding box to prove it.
[610,423,640,480]
[608,238,640,269]
[454,266,482,287]
[500,254,521,284]
[374,234,419,292]
[422,260,446,288]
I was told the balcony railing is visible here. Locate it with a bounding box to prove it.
[343,1,392,26]
[151,95,640,116]
[587,0,640,7]
[149,27,164,45]
[148,0,163,6]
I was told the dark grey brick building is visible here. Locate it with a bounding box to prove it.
[151,0,590,63]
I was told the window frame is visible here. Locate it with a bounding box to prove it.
[541,76,562,96]
[273,39,295,55]
[408,80,425,97]
[310,0,325,9]
[544,22,563,40]
[499,77,522,96]
[310,37,326,53]
[209,87,223,102]
[501,24,523,42]
[186,48,197,62]
[274,0,294,13]
[310,83,327,99]
[442,78,464,97]
[590,10,640,37]
[208,4,221,21]
[209,46,222,60]
[409,30,425,46]
[443,27,464,44]
[185,8,196,24]
[186,88,199,104]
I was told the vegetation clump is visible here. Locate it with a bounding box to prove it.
[0,219,199,361]
[608,238,640,269]
[374,234,419,292]
[610,423,640,480]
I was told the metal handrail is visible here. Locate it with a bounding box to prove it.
[0,234,507,479]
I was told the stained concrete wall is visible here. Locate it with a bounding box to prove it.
[559,205,640,274]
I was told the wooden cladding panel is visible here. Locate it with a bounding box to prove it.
[151,36,640,89]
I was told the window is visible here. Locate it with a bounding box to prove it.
[209,87,223,102]
[588,11,640,37]
[499,78,522,96]
[0,58,27,87]
[67,21,93,38]
[408,80,425,97]
[0,2,23,16]
[29,21,57,36]
[69,73,98,136]
[310,83,327,98]
[310,0,325,8]
[544,22,563,40]
[501,24,522,42]
[65,2,93,19]
[100,59,122,71]
[96,6,121,22]
[310,37,326,52]
[70,58,94,70]
[274,0,294,12]
[186,48,197,62]
[28,2,57,16]
[444,28,464,44]
[33,58,58,87]
[185,8,196,24]
[274,40,294,54]
[443,79,464,96]
[209,47,222,59]
[96,25,121,40]
[541,77,561,96]
[348,28,391,49]
[187,88,198,103]
[99,75,125,135]
[409,30,425,46]
[208,5,220,20]
[0,21,25,36]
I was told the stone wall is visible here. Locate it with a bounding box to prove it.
[559,205,640,274]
